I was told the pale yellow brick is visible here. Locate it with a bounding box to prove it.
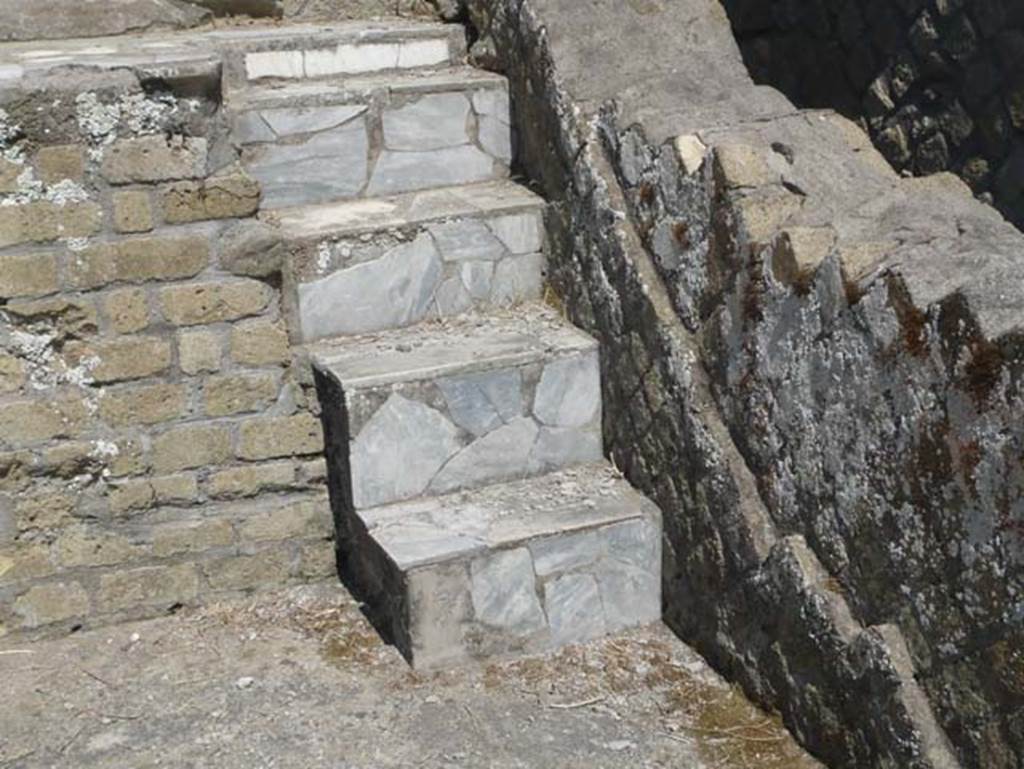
[16,490,75,531]
[159,280,272,326]
[73,336,172,384]
[99,382,188,427]
[152,424,232,474]
[108,473,198,514]
[163,171,260,224]
[178,329,222,375]
[230,320,290,366]
[67,235,209,290]
[153,519,233,558]
[207,461,295,499]
[151,474,199,506]
[203,549,290,591]
[35,144,85,185]
[14,582,89,627]
[112,190,154,234]
[0,252,58,299]
[0,397,88,447]
[103,288,150,334]
[100,135,207,185]
[237,414,323,461]
[204,372,278,417]
[0,354,26,393]
[0,544,55,584]
[97,564,199,613]
[58,527,141,568]
[238,497,331,543]
[0,201,101,248]
[107,478,155,515]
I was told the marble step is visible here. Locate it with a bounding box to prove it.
[344,463,662,669]
[312,305,604,516]
[231,68,511,208]
[0,20,465,89]
[274,181,546,343]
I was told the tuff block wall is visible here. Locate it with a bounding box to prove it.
[720,0,1024,230]
[0,66,333,639]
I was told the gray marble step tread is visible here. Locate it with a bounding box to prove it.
[359,463,659,570]
[311,305,596,389]
[230,67,505,111]
[0,19,459,80]
[269,180,543,241]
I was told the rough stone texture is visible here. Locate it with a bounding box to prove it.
[0,0,210,42]
[235,73,510,208]
[285,181,545,342]
[0,585,824,769]
[461,0,1024,766]
[314,307,602,512]
[350,464,661,669]
[719,0,1024,230]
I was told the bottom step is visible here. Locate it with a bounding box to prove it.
[346,463,662,670]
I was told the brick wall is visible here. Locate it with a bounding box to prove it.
[0,72,334,638]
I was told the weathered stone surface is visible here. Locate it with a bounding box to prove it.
[35,145,85,185]
[470,548,546,633]
[178,329,222,374]
[350,395,461,508]
[298,234,441,340]
[230,320,289,366]
[153,424,232,474]
[0,202,102,248]
[204,372,278,416]
[103,288,150,334]
[163,172,261,223]
[159,280,271,326]
[99,383,189,426]
[438,369,522,437]
[13,582,89,628]
[101,136,207,185]
[82,336,172,384]
[0,253,58,299]
[367,145,499,196]
[244,122,368,208]
[533,352,601,428]
[0,0,210,42]
[237,414,324,460]
[544,573,606,646]
[430,417,538,494]
[69,236,209,290]
[97,564,199,613]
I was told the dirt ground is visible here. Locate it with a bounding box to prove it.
[0,583,823,769]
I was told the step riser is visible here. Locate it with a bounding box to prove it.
[352,505,662,669]
[222,27,466,86]
[316,347,604,516]
[288,207,545,342]
[234,83,512,208]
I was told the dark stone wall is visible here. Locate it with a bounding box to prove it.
[720,0,1024,230]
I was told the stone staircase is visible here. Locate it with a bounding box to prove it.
[228,21,664,668]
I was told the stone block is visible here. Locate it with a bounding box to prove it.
[204,372,278,416]
[0,158,22,193]
[230,320,290,366]
[159,280,272,326]
[162,172,261,223]
[314,311,601,510]
[78,336,172,384]
[97,564,199,613]
[771,227,838,287]
[99,382,188,426]
[152,519,234,558]
[15,491,74,532]
[68,235,209,290]
[103,288,150,334]
[152,424,232,474]
[352,465,662,668]
[0,355,26,393]
[237,496,330,543]
[35,145,85,185]
[101,136,207,184]
[236,414,324,460]
[0,201,101,248]
[713,142,776,189]
[58,527,141,568]
[203,549,291,591]
[0,398,87,447]
[207,461,295,498]
[0,543,55,584]
[112,191,154,233]
[367,144,500,197]
[178,329,222,374]
[14,582,89,628]
[0,252,58,299]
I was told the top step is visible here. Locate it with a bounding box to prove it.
[0,20,465,88]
